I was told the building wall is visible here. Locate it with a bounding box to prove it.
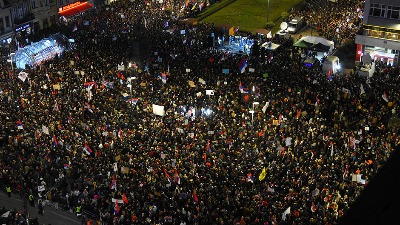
[0,0,14,44]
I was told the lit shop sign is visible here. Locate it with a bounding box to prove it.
[59,1,87,13]
[15,24,30,32]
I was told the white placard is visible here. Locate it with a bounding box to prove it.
[206,90,214,95]
[153,104,165,116]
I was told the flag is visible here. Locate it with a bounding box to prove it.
[110,178,117,190]
[343,165,349,180]
[330,141,334,157]
[64,164,70,169]
[262,101,269,113]
[174,169,181,184]
[238,58,247,73]
[259,167,266,181]
[114,201,120,215]
[72,24,78,32]
[127,98,138,104]
[84,102,93,113]
[1,211,10,218]
[278,114,283,125]
[311,202,317,212]
[84,81,96,89]
[53,100,59,112]
[16,120,23,130]
[247,172,253,182]
[296,109,302,119]
[327,70,332,81]
[241,92,252,103]
[349,136,355,149]
[83,143,93,155]
[192,190,199,203]
[205,140,211,152]
[102,81,114,89]
[161,73,167,83]
[382,91,389,102]
[18,71,28,82]
[315,95,320,106]
[67,114,72,123]
[282,207,291,221]
[164,169,172,182]
[185,0,190,8]
[122,193,129,204]
[118,128,123,141]
[360,84,365,95]
[239,82,244,93]
[52,135,58,147]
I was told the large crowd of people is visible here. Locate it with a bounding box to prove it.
[291,0,364,46]
[0,0,399,225]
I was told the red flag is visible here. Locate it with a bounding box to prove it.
[296,109,301,119]
[118,128,123,141]
[164,169,172,182]
[192,190,199,203]
[122,193,129,204]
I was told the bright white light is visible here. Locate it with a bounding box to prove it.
[205,109,212,116]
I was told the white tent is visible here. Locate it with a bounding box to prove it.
[300,36,335,53]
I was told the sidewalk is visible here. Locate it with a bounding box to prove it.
[0,192,80,225]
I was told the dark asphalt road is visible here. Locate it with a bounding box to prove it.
[0,192,81,225]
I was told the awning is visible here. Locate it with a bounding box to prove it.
[59,2,93,18]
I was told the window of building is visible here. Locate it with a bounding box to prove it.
[31,0,36,9]
[43,18,48,28]
[17,3,23,18]
[50,15,56,25]
[0,19,4,32]
[5,16,10,27]
[386,32,399,40]
[11,7,16,21]
[369,3,386,17]
[23,2,28,15]
[387,6,400,20]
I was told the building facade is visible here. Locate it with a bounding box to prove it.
[355,0,400,66]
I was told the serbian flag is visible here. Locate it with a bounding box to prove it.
[110,177,117,190]
[239,82,244,93]
[84,102,93,113]
[164,169,172,182]
[84,81,96,89]
[185,0,190,8]
[205,140,211,152]
[238,58,247,73]
[192,190,199,203]
[174,169,181,184]
[327,70,332,81]
[122,193,129,204]
[52,135,58,147]
[114,201,120,215]
[118,128,123,141]
[16,120,23,130]
[64,164,70,169]
[67,114,72,123]
[127,98,138,104]
[315,95,320,106]
[161,73,167,83]
[83,143,93,155]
